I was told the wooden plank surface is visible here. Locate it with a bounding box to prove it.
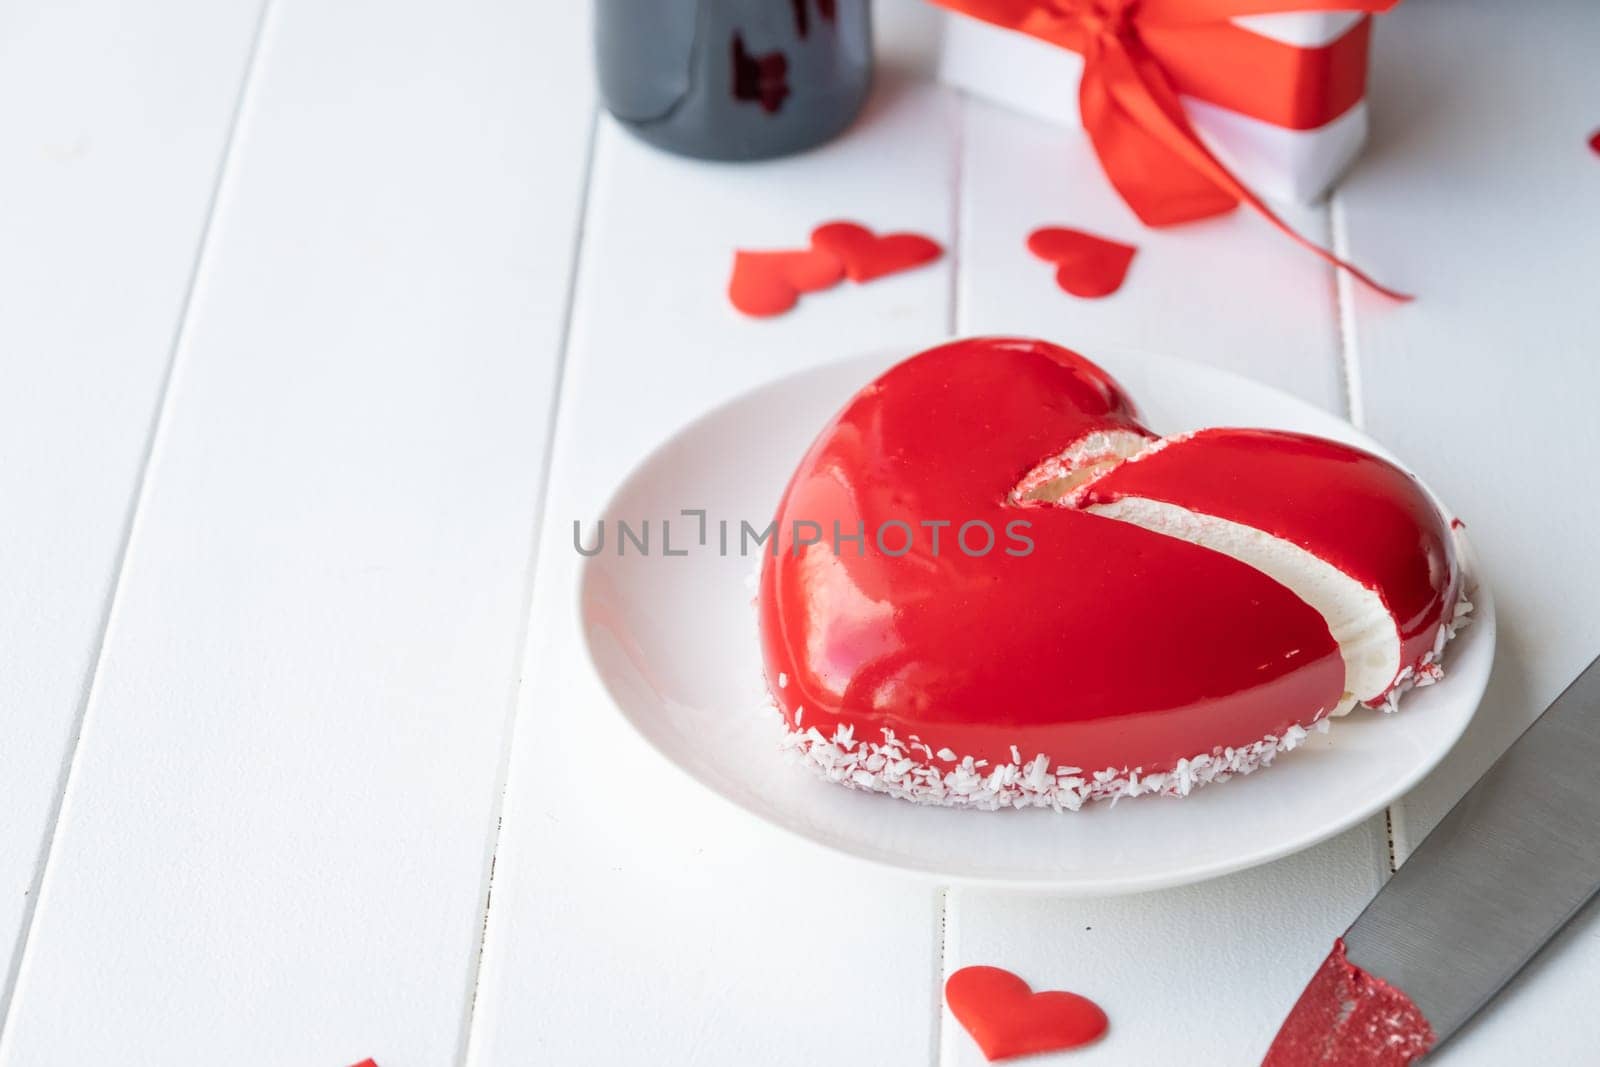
[464,26,961,1065]
[941,826,1389,1066]
[0,2,593,1065]
[1339,0,1600,1059]
[0,0,1594,1062]
[0,0,266,1021]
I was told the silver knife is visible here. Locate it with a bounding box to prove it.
[1265,653,1600,1064]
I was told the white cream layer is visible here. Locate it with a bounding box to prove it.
[1087,498,1398,710]
[1012,430,1405,709]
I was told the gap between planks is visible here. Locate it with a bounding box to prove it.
[1328,193,1397,876]
[945,92,967,339]
[1330,195,1368,436]
[455,102,602,1067]
[0,0,278,1041]
[933,90,966,1067]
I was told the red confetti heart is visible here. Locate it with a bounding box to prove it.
[1027,227,1137,299]
[727,247,845,317]
[1590,129,1600,156]
[347,1059,378,1067]
[810,221,944,283]
[946,966,1108,1061]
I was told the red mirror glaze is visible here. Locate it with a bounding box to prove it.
[757,338,1458,805]
[1081,426,1459,691]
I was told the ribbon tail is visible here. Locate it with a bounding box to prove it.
[1100,38,1411,301]
[1223,173,1413,301]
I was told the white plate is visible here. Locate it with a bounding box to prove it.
[579,345,1495,893]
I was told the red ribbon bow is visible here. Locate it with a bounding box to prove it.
[935,0,1407,299]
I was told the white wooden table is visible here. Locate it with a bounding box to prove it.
[2,1,1597,1063]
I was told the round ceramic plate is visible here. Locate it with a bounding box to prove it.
[579,345,1495,893]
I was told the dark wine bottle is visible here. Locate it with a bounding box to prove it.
[596,0,873,161]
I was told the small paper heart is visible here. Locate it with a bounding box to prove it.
[727,247,845,317]
[811,221,944,283]
[1590,129,1600,156]
[946,965,1108,1061]
[1027,226,1137,299]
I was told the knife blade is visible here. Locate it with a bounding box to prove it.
[1265,652,1600,1064]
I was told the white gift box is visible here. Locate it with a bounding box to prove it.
[937,10,1370,204]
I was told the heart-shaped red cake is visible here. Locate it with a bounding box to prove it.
[758,338,1469,809]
